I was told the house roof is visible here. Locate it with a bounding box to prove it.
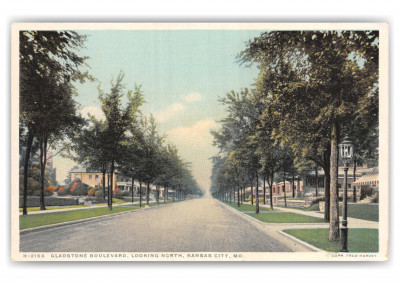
[353,172,379,185]
[69,166,119,174]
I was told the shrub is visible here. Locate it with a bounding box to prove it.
[372,192,379,203]
[113,188,120,199]
[45,186,56,193]
[360,185,373,200]
[72,182,90,196]
[58,186,69,196]
[69,181,80,194]
[88,187,97,196]
[95,190,106,203]
[19,175,40,196]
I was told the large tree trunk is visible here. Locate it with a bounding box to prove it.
[139,181,142,207]
[315,164,319,197]
[102,168,106,200]
[255,173,259,214]
[132,177,135,203]
[39,134,47,211]
[283,171,287,207]
[267,175,274,210]
[107,172,110,199]
[109,160,114,210]
[292,175,295,198]
[146,182,150,205]
[237,185,240,207]
[263,176,266,205]
[329,122,340,241]
[22,129,34,215]
[164,186,167,203]
[324,169,331,222]
[353,161,357,202]
[250,179,253,205]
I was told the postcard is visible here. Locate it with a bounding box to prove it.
[11,23,389,261]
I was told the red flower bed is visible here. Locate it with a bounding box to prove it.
[45,186,56,192]
[57,186,64,193]
[70,182,80,193]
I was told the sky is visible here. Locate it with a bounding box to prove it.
[53,29,262,191]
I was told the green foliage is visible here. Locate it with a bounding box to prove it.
[283,229,378,252]
[19,206,139,230]
[71,182,90,196]
[57,186,69,196]
[360,185,373,200]
[372,192,379,203]
[248,212,325,223]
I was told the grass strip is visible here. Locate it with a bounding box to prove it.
[19,205,88,212]
[225,202,276,212]
[277,202,320,212]
[339,204,379,222]
[248,212,325,223]
[283,228,378,252]
[20,206,139,230]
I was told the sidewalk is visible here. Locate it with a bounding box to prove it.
[223,201,379,252]
[244,201,378,229]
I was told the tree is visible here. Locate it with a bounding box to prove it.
[19,30,89,214]
[240,30,379,241]
[136,115,165,205]
[99,72,144,210]
[70,116,110,200]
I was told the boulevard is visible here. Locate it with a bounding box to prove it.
[20,197,306,252]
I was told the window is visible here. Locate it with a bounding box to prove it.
[89,175,92,179]
[95,175,99,180]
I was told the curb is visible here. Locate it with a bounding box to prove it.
[220,202,326,253]
[278,230,323,252]
[19,204,159,235]
[218,201,316,252]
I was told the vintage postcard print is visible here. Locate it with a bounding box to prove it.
[11,23,389,261]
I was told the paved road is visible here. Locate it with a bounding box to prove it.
[20,197,294,252]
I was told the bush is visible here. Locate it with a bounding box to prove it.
[88,187,97,196]
[19,175,40,196]
[72,182,90,196]
[57,186,69,196]
[95,190,106,203]
[360,185,373,200]
[19,196,79,207]
[44,186,56,196]
[372,192,379,203]
[69,181,80,194]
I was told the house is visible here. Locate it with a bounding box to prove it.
[238,164,377,205]
[69,166,117,189]
[352,169,379,193]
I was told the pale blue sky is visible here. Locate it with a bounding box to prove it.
[55,29,263,190]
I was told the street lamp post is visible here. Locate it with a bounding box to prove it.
[339,134,354,252]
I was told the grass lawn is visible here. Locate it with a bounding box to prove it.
[19,205,88,212]
[95,198,126,206]
[225,202,276,212]
[248,212,325,223]
[20,206,139,230]
[340,203,379,222]
[278,202,320,212]
[284,228,379,252]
